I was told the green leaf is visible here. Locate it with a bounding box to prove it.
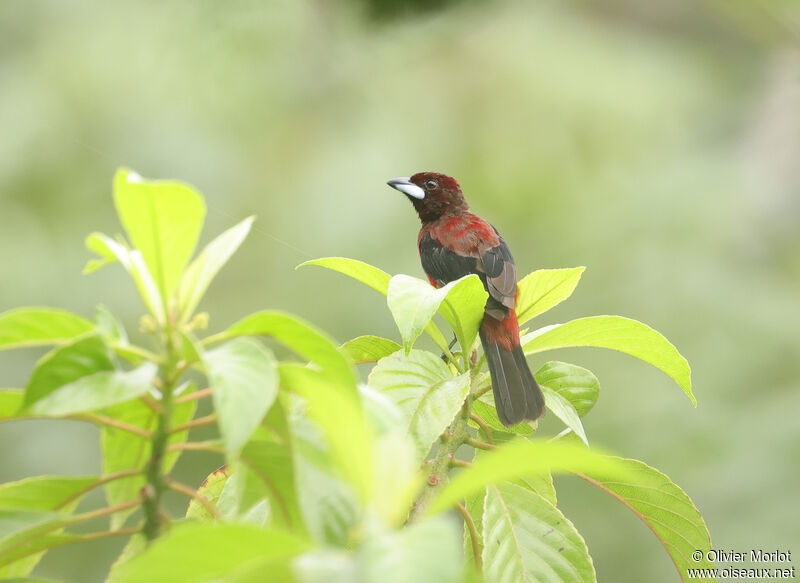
[110,523,307,583]
[0,309,94,352]
[0,476,97,578]
[291,415,359,546]
[95,305,128,345]
[577,457,715,582]
[437,275,489,354]
[23,336,114,408]
[26,363,157,417]
[186,466,230,522]
[102,385,197,529]
[535,361,599,417]
[241,434,304,530]
[0,476,96,511]
[470,400,533,437]
[112,168,206,302]
[516,267,585,325]
[83,233,166,323]
[0,390,23,421]
[213,311,355,388]
[300,258,452,354]
[177,216,254,320]
[388,274,485,355]
[429,439,628,514]
[280,364,373,501]
[541,386,589,446]
[340,336,401,364]
[523,316,694,406]
[368,350,470,460]
[359,517,462,583]
[483,482,596,583]
[204,338,278,458]
[297,257,390,294]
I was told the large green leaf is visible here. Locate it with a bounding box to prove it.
[522,316,694,405]
[470,400,533,436]
[177,216,254,321]
[84,233,166,323]
[359,517,462,583]
[280,364,373,501]
[387,274,486,355]
[516,268,585,325]
[186,466,230,522]
[300,258,451,353]
[483,482,596,583]
[112,168,206,302]
[535,361,599,417]
[110,523,306,583]
[23,336,114,408]
[0,309,94,352]
[0,390,23,421]
[577,457,715,582]
[297,257,390,294]
[368,350,470,460]
[291,415,359,546]
[204,338,278,458]
[241,434,304,531]
[541,386,588,446]
[429,439,628,514]
[0,476,96,511]
[27,363,157,417]
[101,390,197,530]
[340,336,401,364]
[210,311,355,388]
[437,275,488,354]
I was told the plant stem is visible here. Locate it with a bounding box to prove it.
[174,387,212,404]
[141,327,181,541]
[469,413,494,445]
[165,478,222,519]
[457,502,482,571]
[466,437,496,451]
[54,469,143,510]
[409,398,472,522]
[167,440,225,454]
[168,414,216,434]
[71,414,151,438]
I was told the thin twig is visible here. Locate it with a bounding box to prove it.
[139,394,162,413]
[175,387,212,405]
[457,502,482,571]
[470,413,495,445]
[451,458,472,468]
[0,527,140,569]
[466,437,496,451]
[167,440,225,454]
[165,478,222,519]
[55,469,143,510]
[168,414,217,434]
[72,414,151,438]
[69,497,142,526]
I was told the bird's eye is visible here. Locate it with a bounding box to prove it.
[424,179,438,190]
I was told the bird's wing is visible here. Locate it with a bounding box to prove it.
[478,231,517,312]
[419,231,478,288]
[419,229,517,318]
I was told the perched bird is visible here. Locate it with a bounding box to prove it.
[387,172,545,426]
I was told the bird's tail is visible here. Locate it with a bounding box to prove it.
[479,311,545,426]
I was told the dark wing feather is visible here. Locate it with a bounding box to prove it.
[479,232,517,319]
[419,232,479,288]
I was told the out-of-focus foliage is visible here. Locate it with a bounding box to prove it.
[1,0,798,581]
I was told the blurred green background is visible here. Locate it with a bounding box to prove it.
[1,1,799,581]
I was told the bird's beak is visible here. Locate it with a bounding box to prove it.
[387,177,425,200]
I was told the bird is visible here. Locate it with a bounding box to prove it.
[387,172,545,426]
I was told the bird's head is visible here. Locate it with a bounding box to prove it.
[387,172,469,223]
